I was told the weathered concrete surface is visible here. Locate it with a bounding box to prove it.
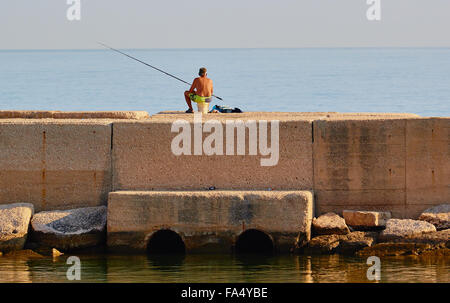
[154,111,420,119]
[0,203,34,252]
[30,206,107,251]
[312,212,350,235]
[107,190,313,253]
[314,117,408,218]
[115,112,412,191]
[418,204,450,230]
[313,117,450,218]
[0,111,150,120]
[0,120,112,211]
[113,113,314,190]
[406,118,450,218]
[343,210,391,229]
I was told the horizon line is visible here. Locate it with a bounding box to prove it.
[1,46,450,52]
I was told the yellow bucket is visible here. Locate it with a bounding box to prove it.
[197,102,209,114]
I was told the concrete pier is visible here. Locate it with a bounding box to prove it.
[0,110,448,253]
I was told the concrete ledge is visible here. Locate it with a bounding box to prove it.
[0,111,150,120]
[107,190,313,253]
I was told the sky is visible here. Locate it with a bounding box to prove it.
[0,0,449,49]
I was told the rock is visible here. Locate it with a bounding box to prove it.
[359,229,449,256]
[357,243,434,256]
[304,232,377,255]
[343,210,391,230]
[304,234,341,254]
[0,203,34,253]
[23,241,39,250]
[31,246,65,257]
[337,232,377,255]
[312,212,350,235]
[3,249,44,259]
[379,219,436,241]
[52,248,64,257]
[31,206,107,251]
[396,229,449,246]
[418,204,450,231]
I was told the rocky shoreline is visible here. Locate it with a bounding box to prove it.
[0,202,448,258]
[301,207,449,256]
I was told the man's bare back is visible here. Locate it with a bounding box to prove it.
[189,76,213,97]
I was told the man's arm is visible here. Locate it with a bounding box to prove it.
[210,79,214,96]
[189,78,198,94]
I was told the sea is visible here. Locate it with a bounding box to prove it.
[0,253,449,283]
[0,48,449,283]
[0,48,449,116]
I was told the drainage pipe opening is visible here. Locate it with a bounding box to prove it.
[235,229,274,254]
[147,229,186,254]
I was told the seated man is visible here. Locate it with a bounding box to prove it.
[184,67,213,113]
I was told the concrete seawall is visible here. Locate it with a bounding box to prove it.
[0,111,448,219]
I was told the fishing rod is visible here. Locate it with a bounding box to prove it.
[98,42,223,101]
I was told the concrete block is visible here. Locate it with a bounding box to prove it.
[406,118,450,206]
[0,120,112,211]
[313,118,408,217]
[0,203,34,252]
[112,114,314,190]
[107,190,313,253]
[343,210,391,228]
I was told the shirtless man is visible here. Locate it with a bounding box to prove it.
[184,67,213,113]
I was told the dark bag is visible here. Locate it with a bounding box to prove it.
[210,105,243,113]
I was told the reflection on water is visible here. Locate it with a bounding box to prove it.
[0,253,448,283]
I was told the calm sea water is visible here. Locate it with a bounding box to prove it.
[0,48,449,116]
[0,253,448,283]
[1,48,449,283]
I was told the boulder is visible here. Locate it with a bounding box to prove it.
[379,219,436,241]
[0,203,34,253]
[343,210,391,230]
[305,232,377,255]
[31,206,107,251]
[312,212,350,235]
[418,204,450,231]
[338,231,377,255]
[304,234,341,254]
